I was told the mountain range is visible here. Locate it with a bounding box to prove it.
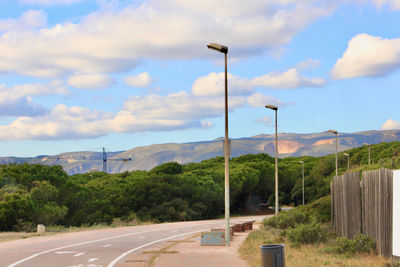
[2,129,400,175]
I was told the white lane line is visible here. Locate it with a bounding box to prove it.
[8,222,220,267]
[138,236,145,239]
[171,229,179,232]
[55,251,76,254]
[103,244,112,247]
[89,258,99,263]
[74,252,85,257]
[107,228,208,267]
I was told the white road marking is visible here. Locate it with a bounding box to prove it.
[55,251,76,254]
[88,258,99,263]
[171,229,179,232]
[8,222,221,267]
[138,236,145,239]
[74,252,85,257]
[107,228,208,267]
[103,244,112,247]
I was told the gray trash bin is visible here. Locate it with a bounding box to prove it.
[260,244,285,267]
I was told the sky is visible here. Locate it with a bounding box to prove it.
[1,0,400,157]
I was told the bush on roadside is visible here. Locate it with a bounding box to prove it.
[283,221,327,244]
[327,233,376,256]
[263,209,312,229]
[297,195,331,223]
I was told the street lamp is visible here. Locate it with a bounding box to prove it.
[299,160,304,205]
[364,143,371,165]
[328,129,338,176]
[343,153,350,171]
[207,42,230,246]
[265,104,279,215]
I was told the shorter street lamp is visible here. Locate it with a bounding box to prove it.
[343,153,350,171]
[299,161,304,205]
[328,129,338,176]
[364,143,371,165]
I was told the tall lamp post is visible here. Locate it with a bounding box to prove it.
[207,42,230,246]
[364,143,371,165]
[343,153,350,171]
[265,104,279,214]
[299,160,304,205]
[328,129,338,176]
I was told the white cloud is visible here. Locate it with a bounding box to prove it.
[0,91,247,140]
[7,80,70,97]
[0,80,69,117]
[247,93,284,108]
[0,96,46,117]
[381,119,400,130]
[19,0,82,6]
[192,72,253,96]
[296,58,320,71]
[0,10,46,33]
[252,68,326,89]
[374,0,400,9]
[123,91,246,120]
[331,34,400,79]
[67,73,115,89]
[124,72,153,87]
[255,116,273,126]
[192,68,325,97]
[0,0,334,78]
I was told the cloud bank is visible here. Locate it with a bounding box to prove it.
[331,34,400,79]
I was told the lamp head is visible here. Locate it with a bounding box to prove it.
[265,104,278,111]
[207,43,228,54]
[299,161,304,164]
[343,153,349,157]
[328,129,338,135]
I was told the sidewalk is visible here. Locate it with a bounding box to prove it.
[153,229,251,267]
[119,222,260,267]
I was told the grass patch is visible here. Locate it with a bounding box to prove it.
[239,224,394,267]
[240,196,398,267]
[0,217,152,242]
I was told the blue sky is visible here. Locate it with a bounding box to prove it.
[1,0,400,157]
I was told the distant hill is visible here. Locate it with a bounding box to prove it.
[2,129,400,174]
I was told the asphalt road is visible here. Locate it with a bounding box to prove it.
[0,215,266,267]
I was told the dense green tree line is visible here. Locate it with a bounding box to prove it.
[1,141,399,231]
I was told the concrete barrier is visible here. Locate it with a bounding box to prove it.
[37,224,46,233]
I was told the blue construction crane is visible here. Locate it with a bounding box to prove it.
[56,147,131,173]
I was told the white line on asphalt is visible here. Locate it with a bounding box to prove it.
[55,251,76,254]
[138,236,145,239]
[89,258,99,263]
[103,244,112,247]
[171,229,179,232]
[107,228,208,267]
[7,222,220,267]
[74,252,85,257]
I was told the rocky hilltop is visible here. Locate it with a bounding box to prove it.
[2,129,400,174]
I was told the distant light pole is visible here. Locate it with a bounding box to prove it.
[328,129,338,176]
[364,143,371,165]
[343,153,350,171]
[265,104,279,215]
[207,42,230,246]
[299,160,305,205]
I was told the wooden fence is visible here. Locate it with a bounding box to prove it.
[331,168,393,257]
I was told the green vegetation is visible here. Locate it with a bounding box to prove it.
[326,233,376,256]
[1,140,400,231]
[241,199,386,266]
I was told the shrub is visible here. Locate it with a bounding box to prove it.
[330,233,376,256]
[263,209,311,229]
[298,195,331,223]
[285,222,327,244]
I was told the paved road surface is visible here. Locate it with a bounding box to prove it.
[0,215,266,267]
